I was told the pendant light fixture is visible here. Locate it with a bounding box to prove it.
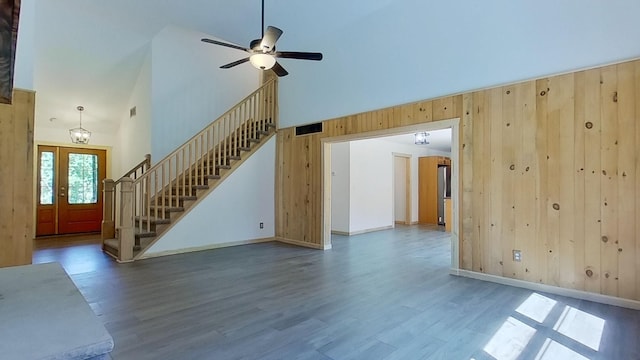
[69,105,91,144]
[414,132,430,145]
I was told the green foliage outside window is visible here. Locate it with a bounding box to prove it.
[68,154,98,204]
[39,152,54,205]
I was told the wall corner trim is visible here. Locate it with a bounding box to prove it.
[450,269,640,310]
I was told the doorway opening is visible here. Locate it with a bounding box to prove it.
[36,145,106,237]
[322,118,460,269]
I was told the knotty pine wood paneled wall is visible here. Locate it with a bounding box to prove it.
[465,60,640,301]
[0,89,35,267]
[276,58,640,301]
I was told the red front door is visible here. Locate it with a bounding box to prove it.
[36,146,106,236]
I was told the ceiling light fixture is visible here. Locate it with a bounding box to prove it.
[414,132,430,145]
[249,53,276,70]
[69,105,91,144]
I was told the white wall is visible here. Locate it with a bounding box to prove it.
[276,1,640,128]
[348,140,394,233]
[150,25,259,160]
[113,50,152,176]
[144,136,276,256]
[34,126,117,148]
[330,142,350,233]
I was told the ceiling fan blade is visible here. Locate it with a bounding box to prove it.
[220,58,250,69]
[260,26,283,51]
[272,61,289,77]
[275,51,323,61]
[201,38,249,52]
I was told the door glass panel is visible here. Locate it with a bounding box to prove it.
[68,153,98,204]
[39,151,54,205]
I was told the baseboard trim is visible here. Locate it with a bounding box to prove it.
[276,237,331,250]
[330,225,394,237]
[450,269,640,310]
[139,237,275,259]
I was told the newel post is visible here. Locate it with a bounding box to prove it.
[118,177,135,262]
[101,179,115,241]
[144,153,151,170]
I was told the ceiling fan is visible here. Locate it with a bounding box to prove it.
[201,0,323,77]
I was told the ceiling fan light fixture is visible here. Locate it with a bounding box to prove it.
[249,53,276,70]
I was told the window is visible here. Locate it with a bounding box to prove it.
[67,153,98,204]
[39,151,54,205]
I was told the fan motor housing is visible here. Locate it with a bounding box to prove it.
[250,39,274,52]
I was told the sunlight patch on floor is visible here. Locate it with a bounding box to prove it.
[516,292,557,323]
[483,317,536,360]
[535,338,590,360]
[477,293,605,360]
[553,306,605,351]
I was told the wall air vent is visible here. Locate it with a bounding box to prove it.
[295,122,323,136]
[130,106,137,118]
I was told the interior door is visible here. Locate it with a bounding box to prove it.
[36,146,106,236]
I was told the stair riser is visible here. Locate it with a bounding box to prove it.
[152,198,185,207]
[166,187,205,196]
[147,208,185,219]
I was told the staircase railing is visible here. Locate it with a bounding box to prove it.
[102,154,151,242]
[104,79,277,262]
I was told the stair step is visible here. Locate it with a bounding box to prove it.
[216,164,232,170]
[103,238,119,250]
[135,230,157,239]
[162,192,199,198]
[165,189,199,197]
[103,238,120,259]
[169,185,208,192]
[149,207,185,216]
[183,175,219,184]
[135,216,171,225]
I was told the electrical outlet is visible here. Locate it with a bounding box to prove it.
[513,250,522,262]
[259,222,264,229]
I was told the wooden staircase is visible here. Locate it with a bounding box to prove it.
[101,80,278,262]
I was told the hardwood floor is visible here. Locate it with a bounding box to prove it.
[33,225,639,359]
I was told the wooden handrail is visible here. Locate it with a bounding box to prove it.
[142,79,277,176]
[112,79,278,259]
[122,154,151,179]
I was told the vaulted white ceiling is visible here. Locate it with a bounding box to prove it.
[16,0,640,140]
[18,0,395,136]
